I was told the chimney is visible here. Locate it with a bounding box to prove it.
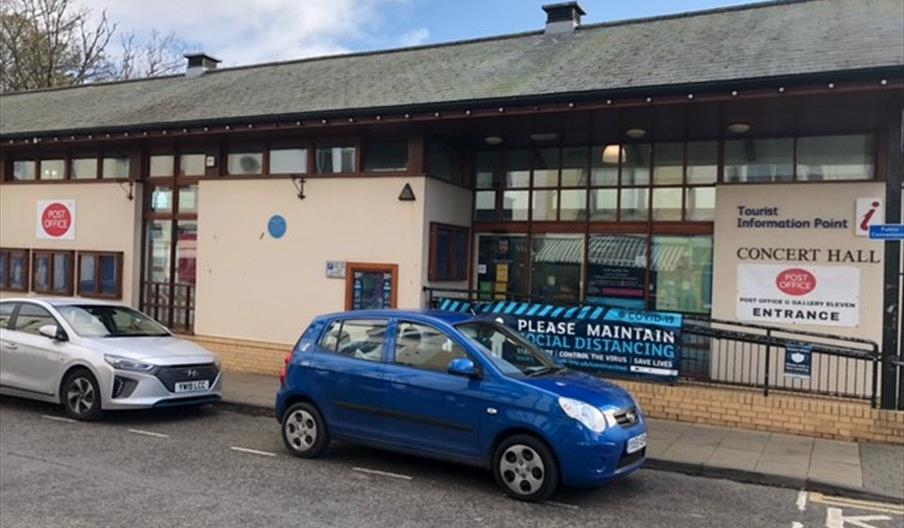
[184,53,221,78]
[542,2,585,35]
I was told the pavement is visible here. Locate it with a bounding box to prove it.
[221,372,904,503]
[4,396,903,528]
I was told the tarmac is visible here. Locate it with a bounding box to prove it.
[220,371,904,502]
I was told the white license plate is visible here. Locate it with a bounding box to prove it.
[174,380,209,393]
[627,433,647,454]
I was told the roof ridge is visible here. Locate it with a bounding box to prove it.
[0,0,827,98]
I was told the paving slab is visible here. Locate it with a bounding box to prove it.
[808,460,863,489]
[660,442,718,466]
[706,447,761,472]
[720,429,771,453]
[812,438,861,466]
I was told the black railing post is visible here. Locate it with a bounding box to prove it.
[871,348,879,409]
[763,329,771,398]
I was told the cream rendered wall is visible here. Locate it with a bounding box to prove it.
[420,178,473,296]
[0,183,142,304]
[194,177,429,344]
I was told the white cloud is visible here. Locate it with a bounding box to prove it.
[75,0,429,67]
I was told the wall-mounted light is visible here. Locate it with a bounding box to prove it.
[625,128,647,139]
[602,144,625,164]
[726,122,751,134]
[484,136,503,146]
[119,180,134,201]
[292,176,306,200]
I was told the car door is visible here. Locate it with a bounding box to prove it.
[1,302,66,397]
[307,318,388,442]
[0,302,19,388]
[381,319,485,460]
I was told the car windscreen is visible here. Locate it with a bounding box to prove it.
[56,305,170,338]
[455,321,561,377]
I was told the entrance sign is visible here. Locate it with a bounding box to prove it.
[783,343,812,379]
[737,264,859,327]
[868,224,904,240]
[436,298,682,381]
[854,197,883,236]
[36,199,76,240]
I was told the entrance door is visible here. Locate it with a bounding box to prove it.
[345,263,398,310]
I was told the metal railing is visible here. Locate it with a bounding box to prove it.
[423,286,885,407]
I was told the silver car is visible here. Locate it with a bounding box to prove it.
[0,297,222,420]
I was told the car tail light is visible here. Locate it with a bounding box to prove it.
[279,351,293,386]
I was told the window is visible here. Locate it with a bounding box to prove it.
[150,187,173,213]
[621,144,651,185]
[32,250,73,295]
[227,152,263,175]
[686,141,718,184]
[653,143,683,185]
[426,140,459,183]
[150,155,175,177]
[561,147,589,187]
[531,235,583,303]
[56,305,168,337]
[178,186,198,213]
[651,235,713,314]
[315,144,356,173]
[429,223,469,282]
[180,154,206,176]
[12,303,56,335]
[12,160,36,181]
[365,141,408,172]
[102,157,130,179]
[724,138,793,182]
[0,302,13,328]
[0,249,29,291]
[532,148,559,187]
[41,159,65,180]
[319,319,386,362]
[269,148,308,174]
[592,145,620,186]
[797,134,874,181]
[505,150,530,188]
[475,235,529,299]
[587,234,647,309]
[71,158,98,179]
[77,251,122,299]
[395,321,467,372]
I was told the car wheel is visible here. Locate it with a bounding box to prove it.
[61,369,103,421]
[281,402,329,458]
[493,434,559,502]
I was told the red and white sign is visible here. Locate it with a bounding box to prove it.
[737,264,859,327]
[855,197,884,237]
[36,199,76,240]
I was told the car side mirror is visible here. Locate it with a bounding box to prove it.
[448,358,479,379]
[38,324,67,342]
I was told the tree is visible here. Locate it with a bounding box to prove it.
[0,0,187,93]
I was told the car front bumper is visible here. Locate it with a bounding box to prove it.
[99,365,223,410]
[556,417,648,487]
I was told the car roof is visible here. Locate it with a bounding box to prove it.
[318,309,473,325]
[0,296,125,307]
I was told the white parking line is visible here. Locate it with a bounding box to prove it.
[41,415,76,423]
[796,489,808,511]
[128,429,169,439]
[229,446,277,457]
[544,501,580,510]
[351,467,413,481]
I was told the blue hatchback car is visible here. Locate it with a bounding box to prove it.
[276,310,647,501]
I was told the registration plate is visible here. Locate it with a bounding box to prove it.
[174,380,209,393]
[627,433,647,454]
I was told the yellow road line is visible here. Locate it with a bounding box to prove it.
[809,492,904,515]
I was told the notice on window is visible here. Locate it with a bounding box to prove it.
[736,264,859,327]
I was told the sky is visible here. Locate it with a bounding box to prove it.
[76,0,756,68]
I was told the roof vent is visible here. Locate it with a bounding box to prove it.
[542,2,585,34]
[184,53,221,78]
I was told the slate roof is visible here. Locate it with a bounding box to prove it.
[1,0,902,137]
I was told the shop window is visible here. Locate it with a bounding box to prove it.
[586,234,646,310]
[227,152,263,175]
[12,160,36,181]
[561,147,589,187]
[475,235,529,299]
[653,143,683,185]
[71,158,98,179]
[532,148,559,187]
[591,145,620,186]
[621,144,651,186]
[150,187,173,213]
[102,157,130,179]
[40,159,65,180]
[796,134,874,181]
[315,144,356,173]
[150,155,175,177]
[365,141,408,172]
[686,141,718,184]
[724,138,793,182]
[178,186,198,213]
[32,250,73,295]
[532,189,558,221]
[270,148,307,174]
[530,235,583,303]
[650,235,713,314]
[0,249,29,291]
[505,150,530,188]
[559,189,587,221]
[180,154,206,176]
[77,251,122,299]
[429,223,469,282]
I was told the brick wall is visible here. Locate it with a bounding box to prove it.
[194,334,904,445]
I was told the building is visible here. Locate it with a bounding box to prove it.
[1,1,902,399]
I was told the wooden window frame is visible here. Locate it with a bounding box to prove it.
[428,223,470,282]
[344,262,398,310]
[77,251,124,299]
[31,249,74,296]
[0,248,30,292]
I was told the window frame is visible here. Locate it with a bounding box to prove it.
[31,249,74,296]
[77,251,124,299]
[9,301,61,336]
[428,223,470,282]
[0,248,30,292]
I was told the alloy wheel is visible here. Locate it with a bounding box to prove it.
[66,377,96,416]
[284,409,318,452]
[499,444,545,496]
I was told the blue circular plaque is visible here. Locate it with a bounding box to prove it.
[268,215,287,239]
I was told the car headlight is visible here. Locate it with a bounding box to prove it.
[104,354,156,372]
[558,397,607,434]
